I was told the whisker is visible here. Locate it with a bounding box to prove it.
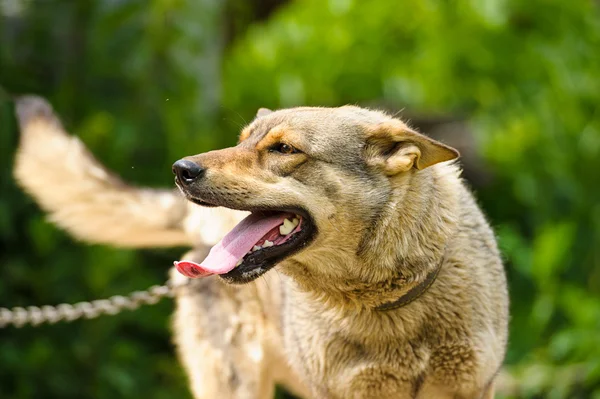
[325,217,343,234]
[221,106,249,130]
[261,275,271,291]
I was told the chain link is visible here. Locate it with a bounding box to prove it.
[0,279,189,328]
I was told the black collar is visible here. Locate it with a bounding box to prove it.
[375,261,443,311]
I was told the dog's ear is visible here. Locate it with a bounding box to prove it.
[365,121,459,175]
[256,108,273,118]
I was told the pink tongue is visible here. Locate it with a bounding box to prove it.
[176,212,291,277]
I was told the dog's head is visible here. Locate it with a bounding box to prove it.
[173,106,459,284]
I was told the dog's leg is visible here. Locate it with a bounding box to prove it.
[171,248,275,399]
[13,96,245,248]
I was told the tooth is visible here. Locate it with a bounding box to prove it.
[252,245,262,252]
[291,218,299,227]
[279,219,294,235]
[263,240,274,247]
[236,259,242,267]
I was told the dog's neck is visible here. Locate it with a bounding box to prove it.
[280,163,461,312]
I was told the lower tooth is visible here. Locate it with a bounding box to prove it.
[252,245,261,252]
[263,240,273,247]
[236,259,242,266]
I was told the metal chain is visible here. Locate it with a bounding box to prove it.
[0,278,189,328]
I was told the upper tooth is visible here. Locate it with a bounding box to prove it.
[252,245,262,252]
[279,219,295,235]
[263,240,274,247]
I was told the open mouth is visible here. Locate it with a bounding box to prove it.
[174,210,316,284]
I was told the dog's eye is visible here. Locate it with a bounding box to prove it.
[272,143,299,155]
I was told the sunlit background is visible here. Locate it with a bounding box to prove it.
[1,0,599,398]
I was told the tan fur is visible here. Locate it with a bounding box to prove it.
[14,97,508,399]
[255,125,287,150]
[365,120,459,171]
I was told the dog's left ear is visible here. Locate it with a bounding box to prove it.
[365,121,459,175]
[256,108,273,118]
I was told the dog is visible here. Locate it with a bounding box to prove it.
[13,96,508,398]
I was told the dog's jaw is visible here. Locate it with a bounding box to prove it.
[173,190,320,284]
[219,212,317,284]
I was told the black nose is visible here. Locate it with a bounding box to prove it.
[172,159,205,184]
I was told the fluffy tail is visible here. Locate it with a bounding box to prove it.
[13,96,244,248]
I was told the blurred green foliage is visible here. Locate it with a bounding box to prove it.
[1,0,599,398]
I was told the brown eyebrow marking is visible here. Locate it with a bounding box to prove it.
[238,127,252,143]
[256,125,288,151]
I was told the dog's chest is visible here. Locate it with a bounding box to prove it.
[281,302,428,398]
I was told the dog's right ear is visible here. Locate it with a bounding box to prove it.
[364,120,459,175]
[256,108,273,118]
